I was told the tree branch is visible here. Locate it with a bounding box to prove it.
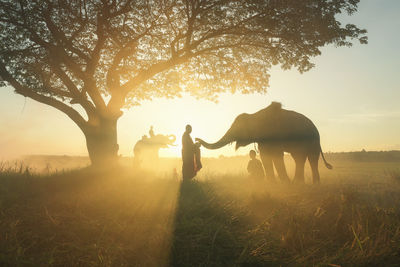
[42,1,90,62]
[49,61,97,118]
[105,20,158,93]
[0,62,87,131]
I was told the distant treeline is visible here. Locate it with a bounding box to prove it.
[217,150,400,163]
[19,151,400,171]
[325,150,400,162]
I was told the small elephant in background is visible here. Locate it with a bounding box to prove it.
[134,133,176,164]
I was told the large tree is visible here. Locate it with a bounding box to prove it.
[0,0,366,165]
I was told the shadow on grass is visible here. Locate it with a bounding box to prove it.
[170,179,269,267]
[3,167,400,266]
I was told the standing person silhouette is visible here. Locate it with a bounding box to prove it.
[247,150,265,181]
[182,124,202,180]
[149,125,155,138]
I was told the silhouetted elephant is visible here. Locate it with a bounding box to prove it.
[195,102,332,184]
[134,134,176,164]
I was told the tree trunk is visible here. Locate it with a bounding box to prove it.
[84,117,119,166]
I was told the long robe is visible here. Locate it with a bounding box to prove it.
[182,132,202,180]
[247,159,265,180]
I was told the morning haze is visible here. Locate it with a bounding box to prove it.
[0,0,399,160]
[1,1,400,266]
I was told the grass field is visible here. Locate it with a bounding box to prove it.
[1,155,400,266]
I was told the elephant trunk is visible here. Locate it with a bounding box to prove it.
[196,136,231,150]
[168,134,176,143]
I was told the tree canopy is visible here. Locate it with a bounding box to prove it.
[0,0,367,164]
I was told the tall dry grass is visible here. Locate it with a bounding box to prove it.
[0,157,399,266]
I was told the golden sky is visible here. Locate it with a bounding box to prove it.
[0,0,399,159]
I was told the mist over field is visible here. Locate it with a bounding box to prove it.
[11,150,400,177]
[1,152,400,266]
[1,0,399,266]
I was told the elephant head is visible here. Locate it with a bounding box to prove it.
[133,133,176,161]
[196,102,289,150]
[151,134,176,148]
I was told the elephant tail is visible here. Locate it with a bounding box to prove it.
[320,146,333,169]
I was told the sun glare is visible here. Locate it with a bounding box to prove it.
[120,93,276,158]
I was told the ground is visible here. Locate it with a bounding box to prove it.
[0,154,399,266]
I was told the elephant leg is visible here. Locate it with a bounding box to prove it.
[272,152,290,184]
[259,152,275,182]
[308,153,320,184]
[292,154,307,184]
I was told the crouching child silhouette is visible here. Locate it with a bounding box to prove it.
[182,124,202,180]
[247,150,264,181]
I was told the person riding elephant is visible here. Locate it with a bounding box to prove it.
[133,130,176,164]
[195,102,332,184]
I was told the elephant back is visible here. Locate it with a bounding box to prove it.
[255,106,319,142]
